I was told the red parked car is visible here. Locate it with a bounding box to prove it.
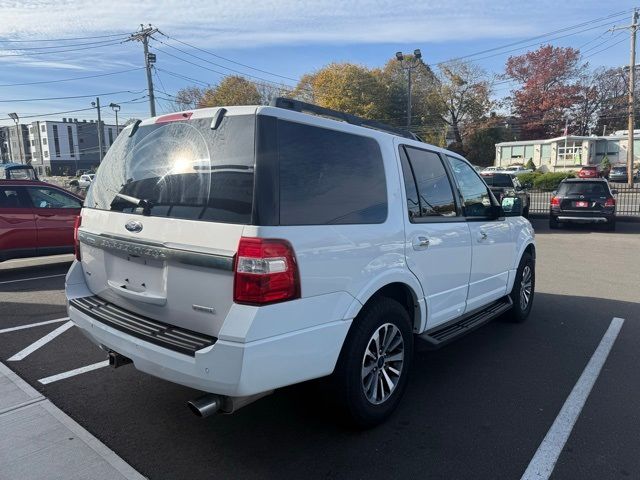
[0,180,82,262]
[578,165,608,179]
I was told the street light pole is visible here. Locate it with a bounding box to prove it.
[396,49,422,130]
[8,113,23,164]
[109,103,121,134]
[91,98,104,163]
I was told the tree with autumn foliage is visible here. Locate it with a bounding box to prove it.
[199,75,262,107]
[505,45,585,139]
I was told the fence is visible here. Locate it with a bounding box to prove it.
[528,183,640,217]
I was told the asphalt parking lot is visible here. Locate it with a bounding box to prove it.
[1,220,639,480]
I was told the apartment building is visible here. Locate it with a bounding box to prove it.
[28,118,123,176]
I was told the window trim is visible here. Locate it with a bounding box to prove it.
[398,144,462,223]
[444,154,504,222]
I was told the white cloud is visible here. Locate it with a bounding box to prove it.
[0,0,608,47]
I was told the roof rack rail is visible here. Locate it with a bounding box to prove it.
[269,97,421,141]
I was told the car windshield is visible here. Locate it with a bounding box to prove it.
[611,166,626,172]
[482,174,514,187]
[558,182,607,195]
[86,114,256,224]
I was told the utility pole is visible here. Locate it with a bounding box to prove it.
[612,9,639,187]
[127,24,158,117]
[395,49,423,130]
[91,98,104,163]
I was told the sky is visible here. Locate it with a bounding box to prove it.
[0,0,638,127]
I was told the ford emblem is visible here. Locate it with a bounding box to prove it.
[125,220,143,233]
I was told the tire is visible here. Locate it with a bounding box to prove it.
[506,252,535,323]
[549,216,559,229]
[606,219,616,231]
[333,297,413,428]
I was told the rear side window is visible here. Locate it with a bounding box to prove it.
[0,187,29,209]
[277,120,387,225]
[400,147,456,218]
[86,115,255,224]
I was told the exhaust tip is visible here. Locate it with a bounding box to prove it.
[108,351,132,369]
[187,394,222,418]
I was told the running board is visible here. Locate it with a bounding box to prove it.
[419,296,513,348]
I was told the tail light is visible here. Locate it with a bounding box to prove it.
[605,198,616,207]
[550,196,560,206]
[73,215,82,261]
[233,237,300,305]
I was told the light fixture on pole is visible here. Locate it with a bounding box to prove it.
[395,49,422,129]
[109,103,121,134]
[7,113,24,164]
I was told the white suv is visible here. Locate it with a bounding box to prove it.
[66,99,535,427]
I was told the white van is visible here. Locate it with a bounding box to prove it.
[66,99,535,426]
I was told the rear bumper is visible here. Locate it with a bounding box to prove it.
[550,208,615,223]
[65,261,352,397]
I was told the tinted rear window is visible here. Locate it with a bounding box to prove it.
[86,115,255,224]
[277,120,387,225]
[481,174,513,187]
[558,182,608,195]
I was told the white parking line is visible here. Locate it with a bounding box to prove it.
[0,273,66,285]
[38,360,110,385]
[7,321,74,362]
[0,317,69,334]
[521,317,625,480]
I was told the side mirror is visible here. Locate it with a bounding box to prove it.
[611,189,618,195]
[501,196,524,217]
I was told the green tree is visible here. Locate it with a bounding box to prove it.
[199,76,262,107]
[525,158,537,171]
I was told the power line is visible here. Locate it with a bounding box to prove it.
[0,32,129,43]
[150,37,296,89]
[0,89,145,103]
[433,9,632,66]
[151,45,298,93]
[157,32,300,83]
[0,67,145,87]
[0,39,125,57]
[0,37,129,51]
[156,67,213,87]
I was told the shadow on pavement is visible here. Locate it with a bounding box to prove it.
[30,292,639,480]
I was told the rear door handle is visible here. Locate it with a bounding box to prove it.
[478,231,488,241]
[412,236,430,250]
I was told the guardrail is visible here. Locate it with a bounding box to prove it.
[528,183,640,216]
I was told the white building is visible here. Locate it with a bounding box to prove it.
[29,118,123,176]
[495,131,639,172]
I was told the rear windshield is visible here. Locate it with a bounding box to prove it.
[86,115,255,224]
[611,166,626,172]
[558,182,608,196]
[482,174,513,187]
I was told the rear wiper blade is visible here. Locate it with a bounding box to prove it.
[114,193,154,216]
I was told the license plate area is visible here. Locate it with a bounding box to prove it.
[104,252,167,298]
[574,201,589,208]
